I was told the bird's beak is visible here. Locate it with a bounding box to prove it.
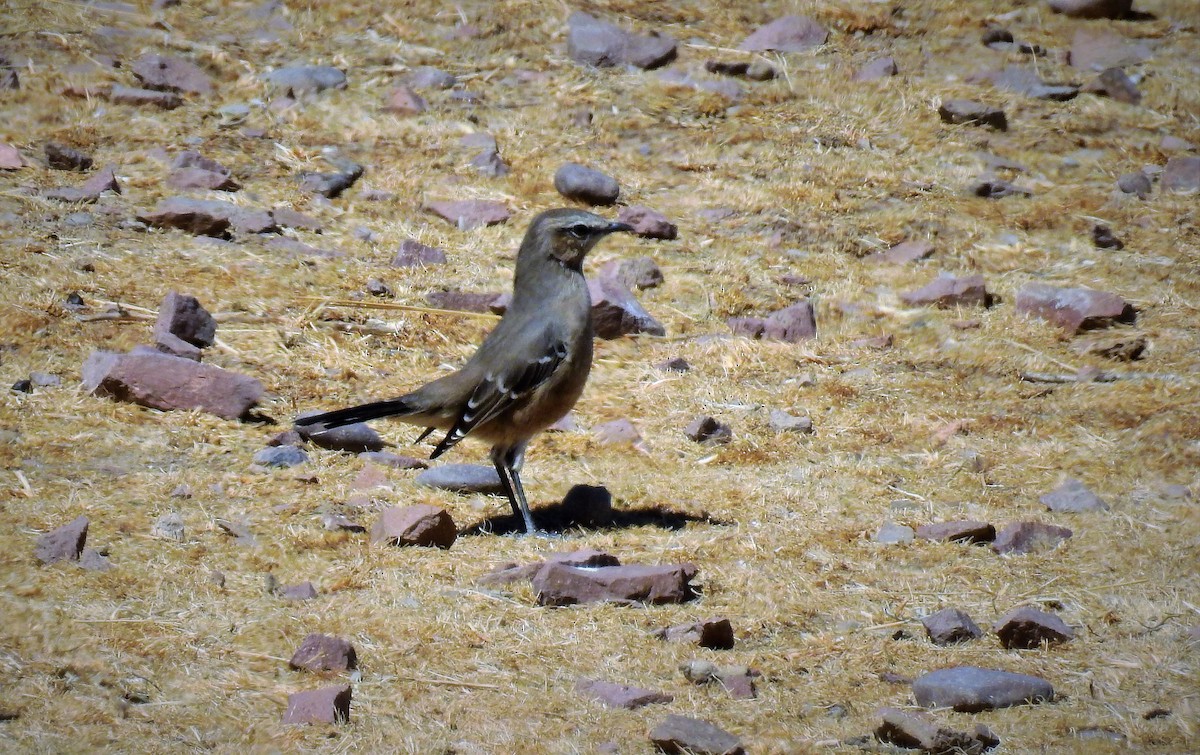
[606,222,635,235]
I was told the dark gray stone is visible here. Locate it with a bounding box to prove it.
[649,714,744,755]
[576,678,673,709]
[922,608,984,645]
[35,515,88,564]
[415,464,503,495]
[1041,478,1108,512]
[912,666,1053,712]
[554,163,620,205]
[254,446,309,468]
[281,685,351,724]
[993,606,1075,649]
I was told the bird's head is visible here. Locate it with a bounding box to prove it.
[526,208,633,271]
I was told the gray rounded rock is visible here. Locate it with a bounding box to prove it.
[913,666,1053,712]
[553,163,620,206]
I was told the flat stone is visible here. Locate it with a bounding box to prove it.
[415,464,503,494]
[154,291,216,348]
[1041,478,1108,512]
[1069,29,1152,71]
[424,199,510,230]
[1162,156,1200,193]
[567,11,677,70]
[109,85,183,109]
[253,446,308,468]
[280,581,318,600]
[479,549,622,586]
[323,514,365,532]
[588,276,665,339]
[168,165,240,191]
[78,547,113,572]
[281,685,351,724]
[992,522,1072,555]
[576,678,673,709]
[298,166,363,199]
[470,147,509,177]
[916,520,996,544]
[35,515,88,564]
[392,239,447,267]
[263,65,346,95]
[854,56,898,82]
[653,618,735,649]
[649,714,745,755]
[972,66,1078,101]
[740,15,827,52]
[939,100,1007,131]
[657,357,690,372]
[617,205,677,240]
[727,317,765,339]
[971,177,1032,198]
[45,143,92,171]
[1016,283,1134,333]
[554,163,620,205]
[594,418,642,445]
[685,416,732,445]
[407,66,456,89]
[762,301,817,342]
[533,562,697,606]
[384,85,426,115]
[913,666,1053,712]
[294,414,384,453]
[43,165,121,203]
[0,142,24,170]
[138,197,280,237]
[1049,0,1132,18]
[922,608,984,645]
[371,504,457,549]
[131,53,213,94]
[152,512,186,542]
[901,273,990,308]
[289,633,357,672]
[271,207,322,232]
[875,521,915,544]
[425,290,503,313]
[83,350,262,420]
[993,606,1075,649]
[1081,67,1141,104]
[359,451,427,469]
[1071,334,1146,362]
[602,256,663,291]
[876,707,998,754]
[769,409,813,434]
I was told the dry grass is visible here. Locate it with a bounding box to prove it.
[1,0,1198,752]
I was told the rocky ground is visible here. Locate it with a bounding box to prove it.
[1,0,1198,752]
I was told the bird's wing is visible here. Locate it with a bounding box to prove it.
[429,337,570,458]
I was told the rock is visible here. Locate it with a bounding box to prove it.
[913,666,1053,712]
[576,678,673,709]
[587,276,666,339]
[685,416,732,445]
[876,707,998,754]
[854,57,898,82]
[739,15,827,52]
[479,549,622,586]
[653,618,735,649]
[138,197,281,237]
[971,178,1031,198]
[922,608,984,645]
[704,60,776,80]
[769,409,813,434]
[215,519,257,547]
[131,53,213,94]
[762,301,817,342]
[424,199,510,230]
[992,522,1073,555]
[469,147,508,177]
[938,100,1007,131]
[299,166,363,199]
[617,205,677,240]
[1069,29,1152,71]
[727,317,765,338]
[1092,224,1124,250]
[972,67,1078,101]
[533,562,697,606]
[1016,283,1134,333]
[916,520,996,544]
[0,142,24,169]
[1041,478,1108,512]
[559,484,614,527]
[168,165,240,191]
[83,350,263,420]
[152,512,186,542]
[384,85,426,115]
[1071,334,1146,361]
[323,514,365,532]
[253,446,309,468]
[567,11,677,70]
[43,165,121,203]
[289,634,357,672]
[1162,156,1200,193]
[875,521,915,545]
[595,418,642,445]
[78,547,113,572]
[407,66,456,90]
[1049,0,1132,19]
[602,256,663,291]
[657,357,690,372]
[279,581,317,600]
[371,504,457,549]
[154,291,216,349]
[35,515,88,565]
[271,207,322,232]
[392,239,448,267]
[1081,67,1141,104]
[649,714,745,755]
[45,143,93,171]
[993,606,1075,649]
[109,85,183,109]
[415,464,503,494]
[901,274,990,308]
[554,163,620,205]
[281,685,351,724]
[263,65,346,95]
[294,415,384,453]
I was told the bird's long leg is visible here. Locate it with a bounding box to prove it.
[491,443,536,534]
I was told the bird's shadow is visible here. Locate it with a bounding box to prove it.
[459,486,728,537]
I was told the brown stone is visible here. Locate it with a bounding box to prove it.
[154,291,216,348]
[533,562,697,606]
[876,707,997,754]
[901,274,990,308]
[588,276,665,338]
[992,522,1072,555]
[1040,478,1108,512]
[35,515,88,565]
[289,634,357,672]
[740,15,827,52]
[576,678,673,709]
[762,301,816,342]
[424,199,510,230]
[617,205,677,240]
[281,685,351,724]
[939,100,1007,131]
[868,240,933,264]
[392,239,448,267]
[654,618,735,649]
[371,505,456,549]
[82,350,262,419]
[131,53,213,94]
[1016,283,1134,334]
[385,85,427,114]
[922,608,983,645]
[993,606,1075,649]
[916,520,996,544]
[1162,156,1200,193]
[685,416,732,444]
[649,714,744,755]
[109,85,183,109]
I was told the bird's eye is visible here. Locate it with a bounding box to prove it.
[566,223,590,239]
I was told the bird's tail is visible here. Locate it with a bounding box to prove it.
[295,398,414,430]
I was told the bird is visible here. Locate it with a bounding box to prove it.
[296,208,634,534]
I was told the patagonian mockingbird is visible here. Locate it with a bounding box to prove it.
[296,208,633,533]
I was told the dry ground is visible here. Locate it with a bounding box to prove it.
[1,0,1198,752]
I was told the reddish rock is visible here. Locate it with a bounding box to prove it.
[262,65,346,95]
[139,197,281,237]
[44,165,121,203]
[45,143,92,171]
[939,100,1007,131]
[740,15,827,52]
[294,415,384,453]
[298,167,363,199]
[901,274,990,308]
[617,205,677,240]
[167,166,240,191]
[588,276,666,338]
[854,57,898,82]
[78,547,113,572]
[762,300,817,342]
[371,505,456,549]
[993,606,1075,649]
[109,85,183,109]
[913,666,1053,712]
[131,53,213,94]
[916,520,996,544]
[1069,29,1152,71]
[554,163,620,205]
[415,464,504,494]
[533,562,697,606]
[35,515,88,565]
[154,291,216,348]
[289,633,357,672]
[922,608,984,645]
[1040,478,1108,512]
[594,418,642,445]
[567,11,677,70]
[82,350,263,419]
[479,549,622,586]
[0,143,24,170]
[1016,283,1134,333]
[281,685,351,724]
[1050,0,1132,20]
[271,207,322,231]
[1071,334,1146,362]
[876,707,999,753]
[649,714,745,755]
[657,356,690,372]
[1162,156,1200,193]
[602,256,663,291]
[424,199,511,230]
[654,618,735,649]
[992,522,1073,555]
[470,147,509,177]
[769,409,813,434]
[727,316,766,338]
[392,239,447,267]
[280,581,318,601]
[685,416,732,445]
[425,290,504,313]
[576,678,673,709]
[358,451,428,469]
[384,85,426,115]
[1081,67,1141,104]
